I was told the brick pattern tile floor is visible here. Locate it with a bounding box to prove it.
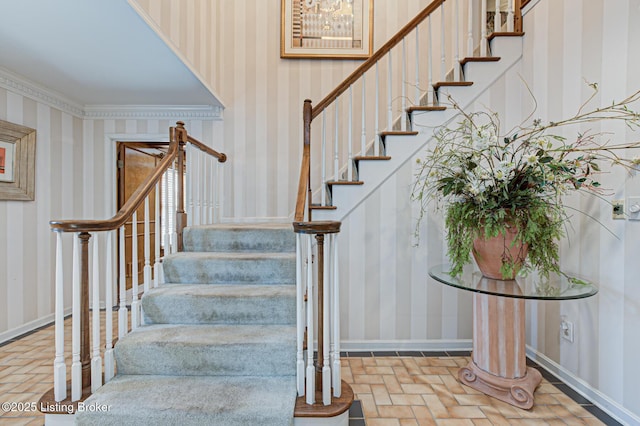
[1,318,615,425]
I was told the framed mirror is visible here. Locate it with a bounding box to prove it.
[0,119,36,201]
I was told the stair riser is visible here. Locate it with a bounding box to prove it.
[183,226,295,253]
[142,294,296,325]
[116,340,296,377]
[163,256,296,284]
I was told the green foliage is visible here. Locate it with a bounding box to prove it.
[412,86,640,278]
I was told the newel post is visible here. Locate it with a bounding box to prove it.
[303,100,313,221]
[175,121,188,252]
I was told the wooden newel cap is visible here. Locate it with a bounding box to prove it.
[292,221,341,235]
[176,121,185,128]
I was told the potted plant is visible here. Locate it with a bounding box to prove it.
[412,86,640,280]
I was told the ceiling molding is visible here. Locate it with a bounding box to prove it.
[0,66,222,121]
[83,105,222,120]
[0,66,85,117]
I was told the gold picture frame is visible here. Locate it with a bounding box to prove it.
[0,119,36,201]
[281,0,373,59]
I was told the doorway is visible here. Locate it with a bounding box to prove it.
[116,142,168,290]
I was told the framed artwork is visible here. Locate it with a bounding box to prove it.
[281,0,373,59]
[0,119,36,201]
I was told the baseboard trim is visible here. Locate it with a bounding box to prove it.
[526,346,640,426]
[340,339,473,352]
[0,308,71,345]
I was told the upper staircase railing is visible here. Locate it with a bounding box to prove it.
[293,0,523,410]
[43,122,226,409]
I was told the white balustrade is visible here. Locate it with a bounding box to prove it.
[53,232,66,401]
[131,211,140,329]
[104,231,115,382]
[154,183,162,288]
[401,38,407,131]
[348,85,353,181]
[91,235,102,393]
[321,111,327,206]
[144,198,151,294]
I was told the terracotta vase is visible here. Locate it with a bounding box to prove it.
[472,224,529,280]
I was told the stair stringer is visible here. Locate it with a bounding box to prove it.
[312,36,523,223]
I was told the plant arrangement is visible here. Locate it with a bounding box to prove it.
[413,86,640,279]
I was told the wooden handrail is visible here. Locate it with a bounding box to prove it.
[311,0,445,120]
[187,135,227,163]
[50,122,227,233]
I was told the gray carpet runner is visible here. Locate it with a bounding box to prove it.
[76,223,297,426]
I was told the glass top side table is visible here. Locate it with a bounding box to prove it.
[429,265,598,410]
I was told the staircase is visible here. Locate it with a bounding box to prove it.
[76,224,298,425]
[311,34,524,223]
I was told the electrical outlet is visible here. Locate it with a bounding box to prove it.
[612,200,625,219]
[560,318,574,343]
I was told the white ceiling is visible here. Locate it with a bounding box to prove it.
[0,0,221,107]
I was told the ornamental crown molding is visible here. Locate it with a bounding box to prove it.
[83,105,222,120]
[0,66,222,120]
[0,66,85,117]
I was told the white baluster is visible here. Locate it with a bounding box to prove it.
[361,74,366,156]
[321,111,327,207]
[331,234,341,397]
[185,144,193,226]
[104,231,115,382]
[201,152,206,224]
[322,236,331,406]
[171,168,178,254]
[71,234,81,401]
[494,0,501,32]
[507,0,514,32]
[154,183,161,288]
[467,0,474,57]
[305,235,315,405]
[441,3,446,82]
[481,0,488,56]
[401,38,407,131]
[334,103,339,182]
[53,232,67,401]
[348,85,353,181]
[202,152,209,224]
[118,226,128,338]
[163,170,171,253]
[144,197,151,294]
[415,27,421,106]
[387,51,393,130]
[454,0,461,81]
[193,148,200,226]
[91,234,102,392]
[296,234,305,396]
[214,161,221,223]
[374,62,380,155]
[131,211,140,329]
[428,15,433,105]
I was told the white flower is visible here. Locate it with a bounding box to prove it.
[525,154,539,165]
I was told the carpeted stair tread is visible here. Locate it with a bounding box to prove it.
[75,375,296,426]
[162,252,296,284]
[115,324,296,376]
[142,284,296,325]
[183,222,295,253]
